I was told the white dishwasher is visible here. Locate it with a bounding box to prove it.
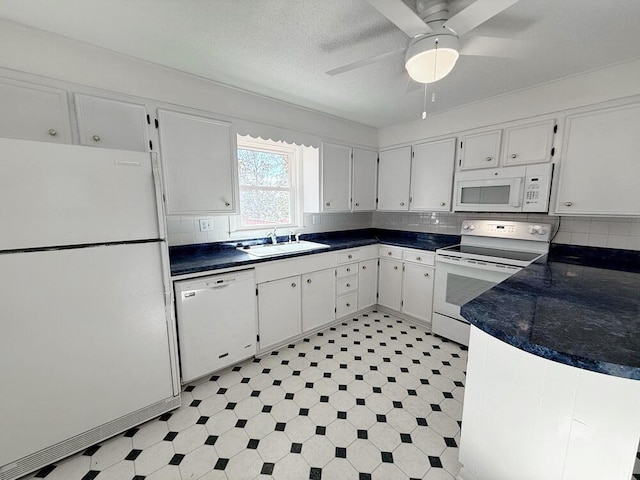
[175,269,257,383]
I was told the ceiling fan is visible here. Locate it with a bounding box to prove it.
[328,0,525,84]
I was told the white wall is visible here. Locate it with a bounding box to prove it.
[0,19,377,149]
[379,58,640,148]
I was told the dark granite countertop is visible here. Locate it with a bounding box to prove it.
[461,244,640,380]
[169,228,460,277]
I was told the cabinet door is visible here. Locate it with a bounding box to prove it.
[352,148,377,211]
[411,138,455,211]
[321,142,351,211]
[75,94,148,152]
[157,109,235,215]
[459,130,501,170]
[302,268,336,332]
[377,258,402,311]
[503,119,555,166]
[401,263,434,323]
[377,146,411,211]
[358,258,378,310]
[257,276,301,351]
[0,78,71,144]
[555,103,640,215]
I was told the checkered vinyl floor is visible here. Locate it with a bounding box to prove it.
[21,311,640,480]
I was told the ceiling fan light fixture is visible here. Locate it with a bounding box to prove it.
[405,33,459,83]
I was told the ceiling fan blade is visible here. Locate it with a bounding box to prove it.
[459,35,531,58]
[326,47,405,76]
[444,0,520,37]
[363,0,433,37]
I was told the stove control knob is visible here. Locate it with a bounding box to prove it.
[528,226,536,234]
[469,225,476,230]
[462,224,470,230]
[538,228,547,235]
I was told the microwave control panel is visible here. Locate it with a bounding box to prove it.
[522,164,553,212]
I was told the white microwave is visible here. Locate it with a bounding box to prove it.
[453,163,553,212]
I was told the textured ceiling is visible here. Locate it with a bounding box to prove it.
[1,0,640,128]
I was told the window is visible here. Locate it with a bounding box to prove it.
[235,136,301,230]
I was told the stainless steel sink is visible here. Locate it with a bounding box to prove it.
[238,241,330,258]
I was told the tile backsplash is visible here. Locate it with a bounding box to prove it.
[167,211,640,251]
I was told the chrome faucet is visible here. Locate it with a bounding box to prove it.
[268,228,278,245]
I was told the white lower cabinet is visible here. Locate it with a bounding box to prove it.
[257,276,301,351]
[378,246,436,324]
[378,258,403,311]
[302,268,336,332]
[358,259,378,310]
[401,262,435,322]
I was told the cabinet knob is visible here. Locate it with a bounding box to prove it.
[346,303,351,307]
[348,254,353,259]
[485,156,492,162]
[416,256,422,261]
[362,266,366,270]
[346,283,351,288]
[48,128,57,137]
[307,278,312,284]
[224,202,231,207]
[346,268,351,272]
[387,252,392,256]
[400,202,405,206]
[440,202,446,206]
[424,272,429,277]
[92,134,101,142]
[510,154,517,159]
[326,202,331,207]
[564,202,573,207]
[355,202,360,207]
[393,266,398,270]
[291,282,296,287]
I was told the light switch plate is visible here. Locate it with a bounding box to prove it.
[199,219,213,231]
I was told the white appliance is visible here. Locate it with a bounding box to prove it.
[175,270,257,383]
[454,163,553,212]
[0,138,180,480]
[433,220,552,346]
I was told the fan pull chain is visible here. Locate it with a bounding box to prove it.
[422,83,428,120]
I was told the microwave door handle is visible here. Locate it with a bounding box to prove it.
[510,177,523,208]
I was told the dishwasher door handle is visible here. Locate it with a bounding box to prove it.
[206,278,235,288]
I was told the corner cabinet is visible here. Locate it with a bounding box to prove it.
[377,146,411,211]
[0,78,71,144]
[74,94,149,152]
[410,138,456,211]
[157,109,236,215]
[555,103,640,216]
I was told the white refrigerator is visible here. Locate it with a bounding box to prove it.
[0,138,181,480]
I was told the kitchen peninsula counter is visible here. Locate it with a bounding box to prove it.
[457,244,640,480]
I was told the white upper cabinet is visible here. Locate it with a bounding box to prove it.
[410,138,456,211]
[352,147,377,211]
[377,146,411,211]
[458,130,501,170]
[0,78,71,144]
[157,109,236,215]
[74,94,149,152]
[555,103,640,216]
[502,119,555,166]
[321,142,351,212]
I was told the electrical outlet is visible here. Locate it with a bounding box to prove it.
[312,215,321,225]
[199,219,213,231]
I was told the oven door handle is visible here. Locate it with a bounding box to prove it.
[436,255,522,273]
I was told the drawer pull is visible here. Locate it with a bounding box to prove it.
[346,268,351,272]
[346,303,351,307]
[346,283,351,288]
[348,254,353,259]
[388,252,392,256]
[416,256,422,261]
[362,266,366,270]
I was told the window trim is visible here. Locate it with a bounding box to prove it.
[230,136,304,235]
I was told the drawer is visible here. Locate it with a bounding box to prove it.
[336,291,358,318]
[336,263,358,278]
[402,249,435,266]
[336,275,358,295]
[337,249,360,264]
[379,245,403,259]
